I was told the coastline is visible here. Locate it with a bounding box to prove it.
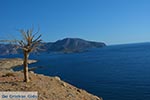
[0,58,103,100]
[0,58,37,71]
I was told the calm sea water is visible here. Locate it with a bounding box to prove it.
[2,43,150,100]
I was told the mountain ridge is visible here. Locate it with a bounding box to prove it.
[0,38,106,55]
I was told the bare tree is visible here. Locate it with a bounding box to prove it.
[17,28,42,82]
[0,28,42,82]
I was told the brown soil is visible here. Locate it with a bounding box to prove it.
[0,58,103,100]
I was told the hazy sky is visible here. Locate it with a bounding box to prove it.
[0,0,150,45]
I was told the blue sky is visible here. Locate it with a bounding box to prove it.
[0,0,150,45]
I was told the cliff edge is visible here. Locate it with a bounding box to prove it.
[0,58,103,100]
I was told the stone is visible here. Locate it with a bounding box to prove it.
[29,71,34,74]
[54,76,61,81]
[61,82,67,87]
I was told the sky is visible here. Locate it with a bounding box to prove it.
[0,0,150,45]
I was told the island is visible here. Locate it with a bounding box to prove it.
[0,38,106,55]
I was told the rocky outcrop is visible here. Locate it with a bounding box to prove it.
[0,58,103,100]
[0,58,37,71]
[0,71,103,100]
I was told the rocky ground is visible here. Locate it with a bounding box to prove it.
[0,58,103,100]
[0,58,36,71]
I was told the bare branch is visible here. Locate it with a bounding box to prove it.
[31,27,40,41]
[19,29,28,42]
[33,34,42,43]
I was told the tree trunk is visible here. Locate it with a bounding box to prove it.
[23,51,30,82]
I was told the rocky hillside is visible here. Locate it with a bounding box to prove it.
[0,58,103,100]
[49,38,106,53]
[0,44,18,55]
[0,38,106,55]
[0,72,103,100]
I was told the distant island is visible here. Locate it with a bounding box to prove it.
[0,38,106,55]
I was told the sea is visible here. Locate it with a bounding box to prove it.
[1,43,150,100]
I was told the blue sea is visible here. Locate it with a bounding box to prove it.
[1,43,150,100]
